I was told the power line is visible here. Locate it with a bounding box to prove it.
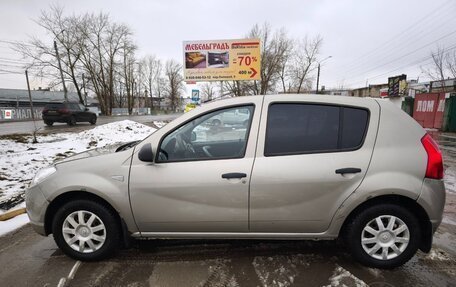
[341,44,456,88]
[334,30,456,86]
[335,0,455,73]
[339,12,456,77]
[0,68,23,74]
[0,40,34,47]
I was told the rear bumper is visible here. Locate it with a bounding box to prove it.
[417,178,446,232]
[42,114,71,122]
[25,184,49,236]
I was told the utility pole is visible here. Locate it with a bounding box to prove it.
[25,70,38,143]
[316,56,332,94]
[54,40,68,102]
[82,73,87,106]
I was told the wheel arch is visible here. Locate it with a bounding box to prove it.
[44,191,131,247]
[339,194,433,252]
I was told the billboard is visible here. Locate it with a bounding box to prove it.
[183,39,261,82]
[388,74,407,97]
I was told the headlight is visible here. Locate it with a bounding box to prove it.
[30,166,57,187]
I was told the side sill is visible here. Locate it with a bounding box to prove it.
[131,232,336,240]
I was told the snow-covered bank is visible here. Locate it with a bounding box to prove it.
[0,120,156,211]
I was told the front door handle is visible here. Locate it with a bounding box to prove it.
[222,172,247,179]
[335,168,362,174]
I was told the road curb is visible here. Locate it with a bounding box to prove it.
[0,207,26,221]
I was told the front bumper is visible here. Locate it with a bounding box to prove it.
[25,184,49,236]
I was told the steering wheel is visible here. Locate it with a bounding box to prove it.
[175,134,196,155]
[202,146,213,158]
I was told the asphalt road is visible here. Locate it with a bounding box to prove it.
[0,114,181,136]
[0,218,455,287]
[0,126,456,286]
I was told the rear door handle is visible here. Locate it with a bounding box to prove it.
[335,168,362,174]
[222,172,247,179]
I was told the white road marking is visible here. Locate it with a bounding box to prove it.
[56,260,82,287]
[56,278,66,287]
[68,260,82,279]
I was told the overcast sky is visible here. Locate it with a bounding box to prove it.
[1,0,455,93]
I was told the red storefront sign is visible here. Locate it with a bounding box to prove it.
[413,93,446,129]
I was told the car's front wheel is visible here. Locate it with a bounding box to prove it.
[345,203,420,269]
[52,200,120,261]
[67,116,76,126]
[89,115,97,125]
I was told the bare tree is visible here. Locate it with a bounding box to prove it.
[424,46,446,81]
[446,50,456,78]
[247,23,293,95]
[17,6,137,115]
[77,12,134,115]
[200,82,216,102]
[140,55,162,109]
[422,46,456,92]
[289,35,322,93]
[164,59,184,111]
[15,5,85,103]
[223,81,248,97]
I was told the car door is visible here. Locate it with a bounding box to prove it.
[75,103,90,121]
[249,95,379,233]
[68,103,81,121]
[129,98,263,233]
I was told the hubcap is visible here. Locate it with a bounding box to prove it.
[361,215,410,260]
[62,210,106,253]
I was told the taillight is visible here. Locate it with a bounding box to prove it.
[42,108,48,113]
[58,108,70,114]
[421,134,443,179]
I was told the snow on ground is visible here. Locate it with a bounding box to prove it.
[425,249,451,261]
[0,213,29,236]
[0,120,156,211]
[444,168,456,194]
[323,266,368,287]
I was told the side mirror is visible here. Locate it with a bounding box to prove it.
[138,143,154,162]
[191,131,196,142]
[84,107,89,111]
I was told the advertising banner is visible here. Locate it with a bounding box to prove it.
[183,39,261,82]
[388,74,407,97]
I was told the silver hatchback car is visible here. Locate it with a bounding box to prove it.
[26,94,445,269]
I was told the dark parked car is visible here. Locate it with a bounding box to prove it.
[42,102,97,126]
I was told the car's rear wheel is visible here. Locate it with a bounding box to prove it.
[67,116,76,126]
[52,200,120,261]
[44,121,54,126]
[345,204,420,269]
[89,115,97,125]
[212,119,221,126]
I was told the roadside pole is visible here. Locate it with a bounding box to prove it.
[54,40,68,102]
[25,69,38,143]
[82,73,87,106]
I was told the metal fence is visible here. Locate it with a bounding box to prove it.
[0,107,44,122]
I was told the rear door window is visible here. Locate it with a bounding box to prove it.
[45,103,64,110]
[265,103,369,156]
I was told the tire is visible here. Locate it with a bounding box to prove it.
[212,119,221,126]
[345,204,420,269]
[44,121,54,126]
[89,116,97,125]
[67,116,76,126]
[52,199,120,261]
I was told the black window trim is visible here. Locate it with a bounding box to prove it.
[155,103,256,163]
[264,102,370,157]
